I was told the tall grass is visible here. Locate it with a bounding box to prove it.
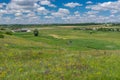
[0,27,120,80]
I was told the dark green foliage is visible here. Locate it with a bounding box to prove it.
[0,27,6,30]
[0,34,4,38]
[0,23,104,30]
[5,31,13,35]
[73,28,81,30]
[89,31,94,34]
[33,29,39,36]
[97,28,120,32]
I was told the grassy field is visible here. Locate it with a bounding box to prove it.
[0,26,120,80]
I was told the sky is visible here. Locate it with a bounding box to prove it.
[0,0,120,24]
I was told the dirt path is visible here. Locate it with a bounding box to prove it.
[49,34,67,39]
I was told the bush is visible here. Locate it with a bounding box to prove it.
[0,34,4,38]
[33,29,39,36]
[5,31,13,35]
[0,28,6,30]
[73,28,81,30]
[89,31,96,34]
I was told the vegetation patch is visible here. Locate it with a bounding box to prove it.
[0,26,120,80]
[0,34,4,38]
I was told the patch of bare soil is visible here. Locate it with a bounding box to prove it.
[49,34,67,39]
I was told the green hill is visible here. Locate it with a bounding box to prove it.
[0,27,120,80]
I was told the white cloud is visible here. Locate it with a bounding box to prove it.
[26,12,36,17]
[0,9,7,14]
[40,0,56,7]
[37,7,49,15]
[34,3,40,8]
[86,1,93,4]
[45,16,54,19]
[52,8,70,17]
[74,11,80,17]
[15,12,22,16]
[0,4,3,8]
[1,0,120,24]
[86,1,120,14]
[0,0,52,24]
[64,2,82,8]
[0,0,50,17]
[7,0,37,10]
[0,3,7,8]
[86,11,98,15]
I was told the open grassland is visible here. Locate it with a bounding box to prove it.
[0,26,120,80]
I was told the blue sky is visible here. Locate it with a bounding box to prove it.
[0,0,120,24]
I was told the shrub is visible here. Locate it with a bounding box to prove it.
[0,28,6,30]
[5,31,13,35]
[73,28,81,30]
[33,29,39,36]
[0,34,4,38]
[89,31,95,34]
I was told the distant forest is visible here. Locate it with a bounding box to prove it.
[0,23,120,28]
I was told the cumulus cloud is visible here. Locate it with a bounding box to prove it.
[7,0,36,10]
[52,8,70,17]
[1,0,120,24]
[0,9,7,14]
[0,4,3,8]
[0,3,7,8]
[86,1,93,4]
[45,16,54,19]
[15,12,22,17]
[1,0,50,16]
[86,1,120,14]
[37,7,49,15]
[86,11,98,15]
[64,2,82,8]
[40,0,56,7]
[0,0,53,24]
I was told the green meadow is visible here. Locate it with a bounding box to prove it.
[0,26,120,80]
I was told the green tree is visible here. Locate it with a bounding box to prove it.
[33,29,39,36]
